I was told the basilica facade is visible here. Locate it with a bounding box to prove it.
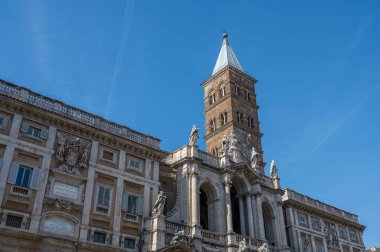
[0,34,365,252]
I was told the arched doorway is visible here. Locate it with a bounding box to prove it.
[262,202,275,245]
[199,182,217,231]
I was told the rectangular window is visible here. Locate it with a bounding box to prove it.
[93,231,106,244]
[124,238,136,249]
[15,166,32,188]
[349,231,357,241]
[316,245,324,252]
[311,218,321,229]
[5,214,23,228]
[339,227,347,238]
[129,158,141,170]
[101,150,114,162]
[0,115,7,129]
[127,195,138,214]
[20,122,48,139]
[298,212,308,225]
[97,186,111,208]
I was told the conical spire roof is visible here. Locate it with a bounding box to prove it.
[212,32,243,75]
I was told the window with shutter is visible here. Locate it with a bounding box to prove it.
[122,191,129,211]
[96,185,111,214]
[127,195,138,214]
[7,161,20,184]
[15,165,32,188]
[20,122,29,133]
[39,129,49,139]
[30,167,40,189]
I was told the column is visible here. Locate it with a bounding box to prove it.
[79,140,98,241]
[151,161,159,211]
[29,126,56,232]
[238,195,246,236]
[246,194,255,237]
[255,192,265,239]
[276,200,287,246]
[112,177,124,246]
[0,143,16,205]
[190,165,200,234]
[224,173,233,234]
[143,184,151,218]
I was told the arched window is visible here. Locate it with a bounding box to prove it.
[220,86,226,98]
[210,119,216,132]
[246,91,251,101]
[220,112,228,125]
[234,85,239,95]
[236,112,241,123]
[209,93,216,105]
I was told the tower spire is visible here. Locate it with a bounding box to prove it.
[212,32,243,75]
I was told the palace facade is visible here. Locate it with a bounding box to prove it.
[0,33,365,252]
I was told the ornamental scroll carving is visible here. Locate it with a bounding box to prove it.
[56,132,91,175]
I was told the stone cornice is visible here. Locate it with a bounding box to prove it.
[0,95,166,161]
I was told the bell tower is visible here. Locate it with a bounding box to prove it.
[202,33,264,169]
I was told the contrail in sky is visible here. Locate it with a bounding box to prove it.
[105,0,135,117]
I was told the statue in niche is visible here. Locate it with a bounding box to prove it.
[55,132,91,176]
[270,160,278,179]
[258,242,268,252]
[237,238,248,252]
[152,191,166,217]
[188,125,199,146]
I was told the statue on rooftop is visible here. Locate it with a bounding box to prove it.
[189,125,199,146]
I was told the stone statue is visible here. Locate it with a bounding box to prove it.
[270,160,278,179]
[250,147,259,168]
[258,242,268,252]
[221,134,229,156]
[55,132,91,175]
[237,238,248,252]
[152,191,166,217]
[303,234,312,252]
[245,133,252,146]
[189,125,199,146]
[170,230,193,245]
[229,131,238,149]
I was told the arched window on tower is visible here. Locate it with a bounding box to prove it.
[220,86,226,98]
[210,119,216,132]
[220,112,228,125]
[234,84,239,95]
[236,112,241,123]
[246,91,251,101]
[247,116,254,128]
[209,93,216,105]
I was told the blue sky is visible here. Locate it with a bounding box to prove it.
[1,0,379,247]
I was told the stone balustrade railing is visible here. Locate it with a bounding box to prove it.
[162,145,221,168]
[198,150,220,167]
[236,234,265,248]
[0,80,160,149]
[283,189,359,223]
[201,229,225,244]
[165,221,190,234]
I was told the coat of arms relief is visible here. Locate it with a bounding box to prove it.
[55,132,91,176]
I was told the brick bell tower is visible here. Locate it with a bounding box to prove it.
[202,32,264,170]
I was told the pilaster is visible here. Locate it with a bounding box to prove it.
[0,143,16,206]
[112,176,124,246]
[238,195,246,236]
[246,193,255,237]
